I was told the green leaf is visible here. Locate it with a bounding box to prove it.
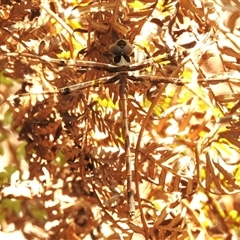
[54,151,66,166]
[27,203,48,222]
[0,145,4,156]
[0,132,7,142]
[1,198,22,215]
[3,109,13,126]
[95,97,118,109]
[0,166,17,185]
[0,73,14,86]
[16,142,27,160]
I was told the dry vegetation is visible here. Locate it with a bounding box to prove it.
[0,0,240,239]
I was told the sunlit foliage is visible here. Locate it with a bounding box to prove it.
[0,0,240,239]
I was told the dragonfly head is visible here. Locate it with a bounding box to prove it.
[109,39,133,66]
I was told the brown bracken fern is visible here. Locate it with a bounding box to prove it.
[1,0,240,239]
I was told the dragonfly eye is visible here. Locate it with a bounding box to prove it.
[113,54,130,64]
[109,39,133,57]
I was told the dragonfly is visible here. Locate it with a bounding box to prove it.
[2,38,240,217]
